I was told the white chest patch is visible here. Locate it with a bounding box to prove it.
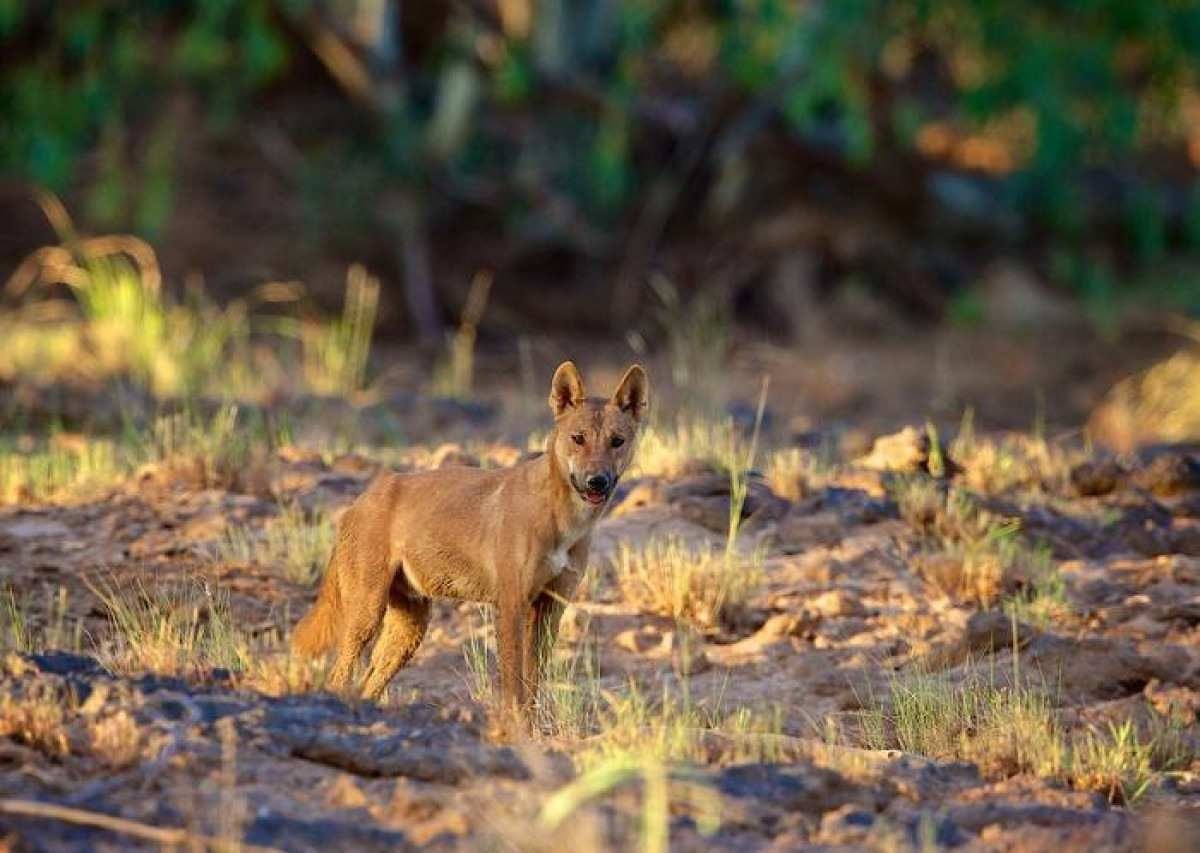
[547,522,590,578]
[549,547,570,577]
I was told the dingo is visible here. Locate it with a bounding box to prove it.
[292,361,648,719]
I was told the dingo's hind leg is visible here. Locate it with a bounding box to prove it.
[360,578,431,701]
[327,577,388,695]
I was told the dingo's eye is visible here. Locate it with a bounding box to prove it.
[571,433,586,446]
[610,435,625,448]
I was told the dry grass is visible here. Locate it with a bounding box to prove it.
[1,404,285,506]
[877,666,1064,779]
[0,691,70,757]
[238,650,330,697]
[2,585,83,653]
[216,502,335,586]
[87,576,249,677]
[585,680,785,769]
[612,538,762,631]
[631,417,738,479]
[288,264,380,396]
[859,659,1190,804]
[461,606,600,738]
[144,405,281,493]
[892,476,1065,612]
[537,752,722,853]
[0,436,126,504]
[953,432,1082,495]
[87,710,144,768]
[2,244,249,398]
[0,398,295,506]
[650,275,733,412]
[764,447,814,501]
[432,270,492,399]
[462,604,782,771]
[85,575,324,696]
[3,223,379,402]
[1089,340,1200,451]
[1069,720,1158,804]
[462,605,496,707]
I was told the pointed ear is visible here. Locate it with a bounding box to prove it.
[610,364,649,421]
[549,361,586,417]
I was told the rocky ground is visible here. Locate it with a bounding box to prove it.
[1,396,1199,851]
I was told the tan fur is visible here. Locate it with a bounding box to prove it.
[292,362,649,721]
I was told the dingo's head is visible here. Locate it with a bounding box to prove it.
[548,361,649,507]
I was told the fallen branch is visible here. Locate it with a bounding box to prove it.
[0,799,281,852]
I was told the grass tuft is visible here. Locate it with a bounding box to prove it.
[0,692,71,757]
[216,502,335,586]
[433,270,492,399]
[86,576,249,676]
[145,405,280,493]
[1,585,83,652]
[0,436,125,504]
[860,660,1188,803]
[87,710,143,768]
[583,679,784,768]
[293,264,379,396]
[632,418,738,479]
[612,538,762,631]
[892,476,1066,612]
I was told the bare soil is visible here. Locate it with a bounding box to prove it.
[1,337,1199,851]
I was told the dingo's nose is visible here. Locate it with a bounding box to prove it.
[585,473,612,493]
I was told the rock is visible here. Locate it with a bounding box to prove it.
[1172,523,1200,556]
[0,516,72,539]
[557,605,592,643]
[1133,449,1200,497]
[809,589,867,619]
[816,804,876,845]
[676,458,722,478]
[1070,459,1123,497]
[774,510,844,551]
[609,478,667,515]
[1137,808,1200,853]
[664,625,710,676]
[716,763,883,815]
[725,401,776,433]
[757,613,807,640]
[946,800,1118,835]
[27,651,107,678]
[962,610,1033,654]
[856,426,960,477]
[1022,635,1186,702]
[670,474,789,534]
[244,813,415,850]
[330,452,379,474]
[978,262,1074,330]
[430,444,480,469]
[614,626,663,655]
[482,445,523,468]
[284,728,530,784]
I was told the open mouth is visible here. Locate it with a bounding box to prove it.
[571,475,613,506]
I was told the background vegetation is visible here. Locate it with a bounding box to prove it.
[3,0,1200,335]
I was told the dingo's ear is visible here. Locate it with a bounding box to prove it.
[549,361,586,417]
[611,364,649,421]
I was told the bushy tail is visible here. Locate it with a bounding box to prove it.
[292,547,343,657]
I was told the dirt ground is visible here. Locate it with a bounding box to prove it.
[1,333,1199,851]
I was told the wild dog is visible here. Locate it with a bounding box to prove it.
[292,361,649,720]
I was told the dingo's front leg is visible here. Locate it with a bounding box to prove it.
[496,590,529,725]
[522,557,584,718]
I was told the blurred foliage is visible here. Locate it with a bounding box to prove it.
[4,1,1200,302]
